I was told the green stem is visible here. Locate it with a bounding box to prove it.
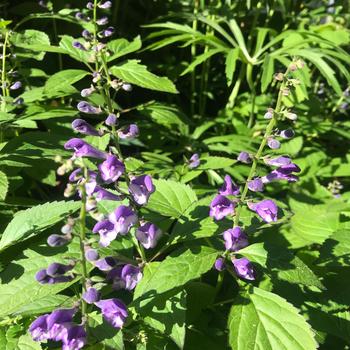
[233,70,289,227]
[1,31,9,108]
[190,0,199,116]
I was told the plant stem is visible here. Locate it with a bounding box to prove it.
[190,0,199,116]
[1,30,9,111]
[233,70,289,227]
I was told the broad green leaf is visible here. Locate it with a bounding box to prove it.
[110,60,178,93]
[107,36,142,61]
[0,171,9,201]
[44,69,89,97]
[59,35,93,63]
[25,107,78,121]
[0,200,80,251]
[228,287,317,350]
[198,156,235,170]
[134,246,218,299]
[225,47,240,85]
[146,179,197,218]
[16,334,42,350]
[0,240,81,318]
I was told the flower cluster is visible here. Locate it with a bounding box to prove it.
[29,2,162,348]
[209,65,302,281]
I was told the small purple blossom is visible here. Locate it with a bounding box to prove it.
[209,195,235,221]
[94,256,117,271]
[86,1,93,9]
[262,163,301,183]
[249,199,278,223]
[29,314,50,341]
[85,248,99,262]
[129,175,155,205]
[83,288,100,304]
[72,41,86,51]
[264,156,291,167]
[35,269,73,284]
[214,258,225,271]
[80,86,95,97]
[99,155,125,183]
[47,234,70,247]
[64,138,106,159]
[223,227,249,251]
[72,119,99,136]
[232,258,255,280]
[95,298,128,329]
[46,263,73,277]
[188,153,200,169]
[77,101,102,114]
[118,124,139,139]
[267,138,280,149]
[69,168,83,182]
[136,222,162,249]
[94,187,123,202]
[219,175,240,196]
[97,16,109,25]
[62,325,86,350]
[109,205,138,234]
[237,151,252,163]
[286,112,298,121]
[280,129,295,139]
[38,0,48,8]
[10,81,22,90]
[93,219,118,247]
[47,308,76,341]
[247,178,264,192]
[105,113,117,126]
[122,83,133,92]
[99,27,114,38]
[108,264,142,291]
[98,1,112,8]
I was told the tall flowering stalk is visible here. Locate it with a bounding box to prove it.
[210,61,303,280]
[29,2,161,348]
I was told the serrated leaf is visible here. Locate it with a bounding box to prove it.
[0,171,9,201]
[134,246,218,299]
[107,36,142,62]
[228,287,317,350]
[0,200,80,251]
[110,60,178,93]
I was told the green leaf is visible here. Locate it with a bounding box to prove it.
[198,156,235,170]
[59,35,93,63]
[44,69,89,97]
[134,246,218,299]
[110,60,178,93]
[146,179,197,218]
[0,200,80,251]
[107,36,142,62]
[225,47,240,85]
[0,171,9,201]
[228,287,318,350]
[261,54,274,92]
[16,334,43,350]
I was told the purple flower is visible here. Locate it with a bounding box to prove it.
[122,83,133,92]
[64,138,106,159]
[280,129,295,139]
[223,227,248,251]
[188,153,200,169]
[69,168,83,182]
[237,151,252,164]
[46,263,73,277]
[38,0,48,8]
[99,155,125,183]
[93,219,118,247]
[85,248,99,262]
[249,199,278,223]
[72,119,99,136]
[75,12,85,20]
[82,29,92,39]
[109,205,138,234]
[94,256,117,271]
[86,1,93,9]
[83,288,100,304]
[98,1,112,8]
[10,81,22,90]
[72,41,86,51]
[81,86,95,97]
[99,27,114,38]
[232,258,255,280]
[209,195,235,221]
[29,314,50,341]
[77,101,102,114]
[264,156,291,167]
[219,175,240,196]
[47,234,70,247]
[262,163,300,183]
[136,222,162,249]
[108,264,142,291]
[214,258,225,271]
[129,175,155,205]
[267,138,280,149]
[247,178,264,192]
[95,299,128,329]
[94,187,123,202]
[46,308,76,341]
[105,113,117,126]
[62,325,86,350]
[264,108,274,119]
[118,124,139,139]
[97,16,109,25]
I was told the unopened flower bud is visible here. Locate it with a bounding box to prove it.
[267,138,280,149]
[122,83,132,92]
[92,72,101,83]
[73,41,86,51]
[237,151,252,164]
[286,112,297,121]
[86,1,93,9]
[105,113,117,126]
[282,88,290,96]
[83,287,101,304]
[47,234,70,247]
[61,224,73,235]
[274,72,284,81]
[57,165,67,176]
[97,17,108,25]
[264,108,274,119]
[214,258,225,271]
[46,262,74,277]
[10,81,22,90]
[280,129,295,139]
[98,1,112,9]
[85,248,99,262]
[81,85,95,97]
[64,183,76,198]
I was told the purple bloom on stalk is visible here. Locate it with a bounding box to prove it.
[109,205,138,234]
[99,155,125,183]
[136,222,162,249]
[122,83,132,92]
[107,264,142,291]
[72,119,99,136]
[249,199,278,223]
[81,86,95,97]
[85,248,99,262]
[99,27,114,38]
[118,124,139,139]
[29,314,50,341]
[86,1,93,9]
[82,29,92,39]
[214,258,225,271]
[97,16,109,25]
[262,163,301,183]
[280,129,295,139]
[94,256,117,271]
[237,151,252,164]
[10,81,22,90]
[35,269,74,284]
[248,178,264,192]
[62,325,86,350]
[232,258,255,280]
[267,138,280,149]
[188,153,200,169]
[69,168,83,182]
[94,187,123,202]
[46,263,73,277]
[72,41,86,51]
[219,175,240,196]
[129,175,155,205]
[98,1,112,8]
[64,138,106,159]
[264,156,291,167]
[77,101,102,114]
[223,227,248,251]
[93,219,118,247]
[47,234,70,247]
[46,308,76,341]
[209,195,235,221]
[83,288,100,304]
[95,298,128,329]
[105,113,117,126]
